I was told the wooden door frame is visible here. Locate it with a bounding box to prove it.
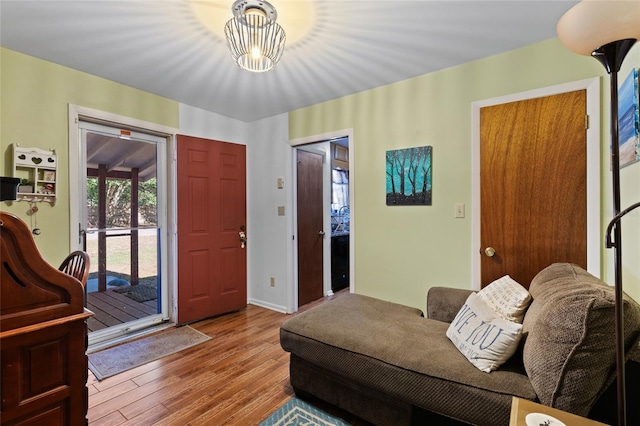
[470,78,601,290]
[289,128,355,313]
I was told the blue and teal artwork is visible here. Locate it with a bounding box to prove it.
[386,146,432,205]
[619,67,639,168]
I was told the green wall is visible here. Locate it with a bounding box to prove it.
[0,48,179,264]
[289,38,640,308]
[2,39,639,307]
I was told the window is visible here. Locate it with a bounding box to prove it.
[332,169,349,210]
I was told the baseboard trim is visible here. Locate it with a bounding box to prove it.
[248,298,288,313]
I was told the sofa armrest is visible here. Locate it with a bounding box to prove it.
[426,287,474,323]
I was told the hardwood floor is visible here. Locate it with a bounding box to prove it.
[87,290,370,425]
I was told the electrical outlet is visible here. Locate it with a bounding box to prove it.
[270,277,275,287]
[455,203,465,218]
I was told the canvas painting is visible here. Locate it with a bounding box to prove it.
[618,67,640,168]
[386,146,432,205]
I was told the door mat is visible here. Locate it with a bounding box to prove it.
[88,326,211,380]
[113,283,157,302]
[259,397,351,426]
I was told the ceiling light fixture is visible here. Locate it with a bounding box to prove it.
[224,0,286,73]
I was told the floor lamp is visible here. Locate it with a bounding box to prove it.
[557,1,640,425]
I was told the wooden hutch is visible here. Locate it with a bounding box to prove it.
[1,212,92,425]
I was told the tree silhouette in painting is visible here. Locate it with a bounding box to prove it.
[386,146,432,205]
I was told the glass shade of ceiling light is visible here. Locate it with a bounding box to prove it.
[224,0,286,73]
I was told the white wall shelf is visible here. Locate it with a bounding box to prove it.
[12,144,57,205]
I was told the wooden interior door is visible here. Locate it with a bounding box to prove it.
[480,90,587,288]
[297,149,324,306]
[177,135,247,323]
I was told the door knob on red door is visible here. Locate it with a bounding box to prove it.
[484,247,496,257]
[239,230,247,249]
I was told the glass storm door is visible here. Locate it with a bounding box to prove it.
[79,121,168,346]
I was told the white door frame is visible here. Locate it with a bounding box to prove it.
[470,78,601,290]
[289,128,355,313]
[68,104,179,347]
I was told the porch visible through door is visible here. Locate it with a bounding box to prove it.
[80,122,165,335]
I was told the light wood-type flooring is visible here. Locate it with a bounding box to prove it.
[87,289,371,425]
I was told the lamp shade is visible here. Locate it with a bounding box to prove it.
[557,0,640,55]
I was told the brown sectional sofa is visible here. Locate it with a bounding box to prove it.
[280,263,640,425]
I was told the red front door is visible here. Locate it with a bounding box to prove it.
[177,135,247,323]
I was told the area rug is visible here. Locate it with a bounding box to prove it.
[88,326,211,380]
[113,282,157,302]
[260,398,351,426]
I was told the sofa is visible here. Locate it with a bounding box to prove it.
[279,263,640,425]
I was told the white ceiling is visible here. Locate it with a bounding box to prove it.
[0,0,578,122]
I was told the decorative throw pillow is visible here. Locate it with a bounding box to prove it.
[477,275,531,323]
[446,292,523,373]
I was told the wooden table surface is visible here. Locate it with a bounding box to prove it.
[509,397,609,426]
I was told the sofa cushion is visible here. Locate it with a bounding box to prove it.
[522,263,640,416]
[281,293,536,424]
[477,275,531,323]
[446,293,523,372]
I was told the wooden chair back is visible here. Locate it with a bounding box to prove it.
[59,250,90,287]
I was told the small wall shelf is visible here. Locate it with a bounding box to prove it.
[12,144,57,204]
